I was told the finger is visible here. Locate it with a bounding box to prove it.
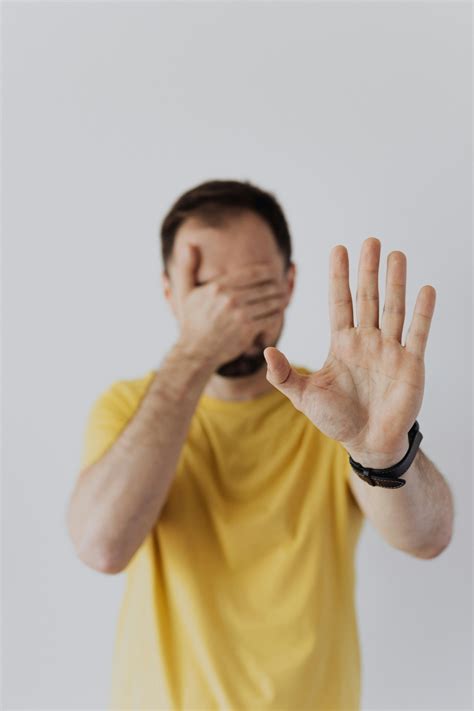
[356,237,381,328]
[404,285,436,359]
[174,242,200,302]
[245,294,286,319]
[242,283,287,305]
[381,251,407,343]
[329,245,354,333]
[215,262,277,289]
[250,310,283,330]
[263,347,306,405]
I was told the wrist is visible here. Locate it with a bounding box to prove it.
[345,436,410,470]
[174,339,219,373]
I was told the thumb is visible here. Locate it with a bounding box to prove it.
[263,347,305,406]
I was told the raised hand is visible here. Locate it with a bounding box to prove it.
[174,241,287,367]
[263,237,436,467]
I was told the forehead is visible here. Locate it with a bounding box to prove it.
[172,210,283,280]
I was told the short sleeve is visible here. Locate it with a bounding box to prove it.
[79,381,133,471]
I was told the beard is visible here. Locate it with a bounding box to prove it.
[215,322,283,379]
[215,350,267,378]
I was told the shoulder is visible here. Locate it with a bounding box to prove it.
[79,368,156,471]
[109,368,156,410]
[87,368,156,422]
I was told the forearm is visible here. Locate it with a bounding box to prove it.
[69,341,216,574]
[347,447,454,558]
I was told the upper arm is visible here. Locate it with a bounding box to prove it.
[79,380,132,473]
[68,380,134,558]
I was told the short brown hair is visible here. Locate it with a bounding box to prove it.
[159,179,293,277]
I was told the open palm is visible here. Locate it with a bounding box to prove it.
[264,237,436,463]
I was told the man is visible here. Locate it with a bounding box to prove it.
[67,179,454,710]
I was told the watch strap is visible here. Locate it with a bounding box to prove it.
[349,420,423,488]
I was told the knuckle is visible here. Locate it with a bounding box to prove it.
[383,305,405,315]
[223,292,237,308]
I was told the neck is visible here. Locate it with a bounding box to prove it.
[203,364,275,402]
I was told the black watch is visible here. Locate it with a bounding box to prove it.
[349,420,423,489]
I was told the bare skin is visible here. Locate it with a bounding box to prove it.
[67,218,453,573]
[264,237,454,558]
[162,211,296,401]
[67,211,295,573]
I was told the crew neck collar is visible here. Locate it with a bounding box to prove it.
[145,362,309,412]
[199,385,283,411]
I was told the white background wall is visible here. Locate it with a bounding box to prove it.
[2,1,472,709]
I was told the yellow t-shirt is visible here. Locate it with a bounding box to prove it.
[79,363,365,711]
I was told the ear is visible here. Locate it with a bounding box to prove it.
[161,271,178,318]
[283,262,297,306]
[161,271,171,301]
